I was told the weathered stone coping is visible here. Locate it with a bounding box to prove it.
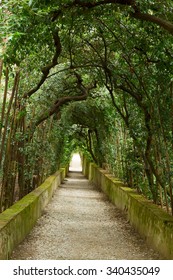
[83,158,173,259]
[0,167,67,260]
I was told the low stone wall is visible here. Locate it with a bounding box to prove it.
[83,158,173,259]
[0,167,67,260]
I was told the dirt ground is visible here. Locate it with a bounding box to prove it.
[11,159,162,259]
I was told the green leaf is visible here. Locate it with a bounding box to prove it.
[28,0,33,7]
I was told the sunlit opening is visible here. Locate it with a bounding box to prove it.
[69,153,82,172]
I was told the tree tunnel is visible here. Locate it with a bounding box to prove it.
[0,1,173,215]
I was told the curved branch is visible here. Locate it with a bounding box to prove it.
[51,0,135,21]
[35,75,97,127]
[47,63,102,79]
[132,11,173,35]
[23,30,61,99]
[35,93,88,127]
[52,0,173,36]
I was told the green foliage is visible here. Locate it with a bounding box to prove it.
[1,0,173,214]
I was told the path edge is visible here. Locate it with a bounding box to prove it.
[82,156,173,260]
[0,166,68,260]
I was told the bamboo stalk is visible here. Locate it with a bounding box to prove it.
[0,67,8,140]
[0,70,20,167]
[0,71,20,212]
[0,59,3,85]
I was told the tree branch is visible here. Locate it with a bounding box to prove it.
[132,11,173,35]
[23,30,61,99]
[51,0,173,36]
[35,74,97,127]
[51,0,135,21]
[47,63,102,79]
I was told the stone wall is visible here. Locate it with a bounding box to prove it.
[83,158,173,259]
[0,167,67,260]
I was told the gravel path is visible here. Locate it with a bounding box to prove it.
[11,170,162,260]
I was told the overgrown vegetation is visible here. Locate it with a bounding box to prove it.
[0,0,173,215]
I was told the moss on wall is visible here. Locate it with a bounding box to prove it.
[0,167,67,260]
[83,157,173,259]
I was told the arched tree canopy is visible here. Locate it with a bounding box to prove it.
[0,0,173,214]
